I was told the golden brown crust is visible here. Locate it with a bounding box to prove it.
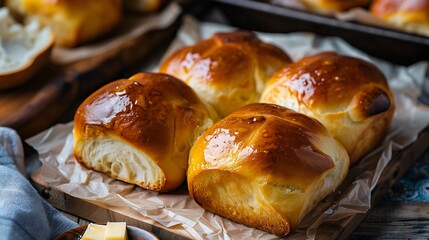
[188,103,349,235]
[269,52,390,111]
[123,0,166,13]
[301,0,371,13]
[6,0,122,47]
[159,30,291,117]
[74,72,217,192]
[370,0,429,36]
[261,52,395,164]
[191,170,291,236]
[371,0,429,15]
[347,86,391,122]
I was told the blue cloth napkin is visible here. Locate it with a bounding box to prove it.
[0,127,78,240]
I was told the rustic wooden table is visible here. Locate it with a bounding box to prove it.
[351,149,429,240]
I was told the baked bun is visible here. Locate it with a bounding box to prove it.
[6,0,122,47]
[73,73,218,192]
[123,0,165,12]
[188,103,349,236]
[261,52,395,164]
[300,0,371,14]
[370,0,429,36]
[159,30,292,118]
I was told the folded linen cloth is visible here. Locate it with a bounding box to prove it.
[0,127,78,240]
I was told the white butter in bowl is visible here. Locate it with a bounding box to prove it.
[0,7,54,90]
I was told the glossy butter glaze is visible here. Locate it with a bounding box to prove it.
[74,72,217,192]
[188,103,349,235]
[371,0,429,14]
[300,0,371,13]
[75,73,205,155]
[159,30,291,117]
[270,52,391,112]
[261,52,395,164]
[370,0,429,36]
[190,103,334,185]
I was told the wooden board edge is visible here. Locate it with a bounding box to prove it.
[334,126,429,240]
[31,178,193,240]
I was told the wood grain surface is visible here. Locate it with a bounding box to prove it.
[351,201,429,239]
[0,66,75,138]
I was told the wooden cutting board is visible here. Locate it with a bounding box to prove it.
[0,66,75,139]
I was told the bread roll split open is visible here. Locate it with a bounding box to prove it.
[73,73,218,192]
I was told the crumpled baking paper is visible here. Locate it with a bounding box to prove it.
[27,16,429,240]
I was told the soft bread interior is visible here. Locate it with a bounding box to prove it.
[0,7,52,73]
[191,137,348,236]
[191,170,290,236]
[75,136,165,190]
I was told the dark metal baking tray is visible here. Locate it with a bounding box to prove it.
[209,0,429,66]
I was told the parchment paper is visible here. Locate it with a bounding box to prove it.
[27,16,429,240]
[51,2,181,65]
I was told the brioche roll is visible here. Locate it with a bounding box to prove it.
[261,52,395,164]
[73,73,218,192]
[123,0,165,12]
[188,103,349,236]
[300,0,371,14]
[159,30,291,118]
[6,0,122,47]
[370,0,429,36]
